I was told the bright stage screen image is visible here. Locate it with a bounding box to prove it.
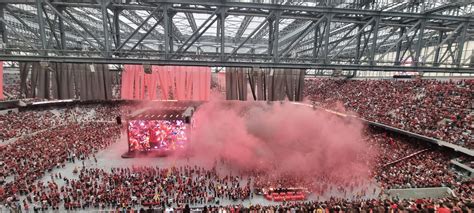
[127,120,188,152]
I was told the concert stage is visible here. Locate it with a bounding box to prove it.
[121,102,197,158]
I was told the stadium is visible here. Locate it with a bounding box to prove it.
[0,0,473,212]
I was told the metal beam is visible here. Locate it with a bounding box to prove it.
[172,9,219,58]
[226,12,274,61]
[219,8,226,61]
[4,6,38,39]
[12,0,474,29]
[163,4,171,58]
[414,19,425,66]
[7,5,99,49]
[134,0,474,23]
[0,18,39,52]
[272,11,280,63]
[115,6,161,52]
[369,16,380,65]
[185,12,197,32]
[36,0,47,56]
[235,16,252,41]
[280,17,326,58]
[312,23,319,63]
[128,17,163,53]
[377,21,420,61]
[57,6,66,50]
[113,8,121,49]
[433,30,443,66]
[1,54,473,73]
[2,0,474,72]
[456,22,469,66]
[122,10,162,40]
[176,17,217,57]
[331,17,374,60]
[41,5,60,50]
[43,0,103,55]
[354,24,362,64]
[0,4,5,45]
[100,0,111,57]
[62,9,104,48]
[422,23,464,63]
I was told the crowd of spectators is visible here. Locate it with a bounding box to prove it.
[1,73,19,100]
[10,166,252,211]
[304,78,473,149]
[1,72,122,100]
[0,122,120,203]
[0,123,471,211]
[0,94,471,212]
[113,198,473,213]
[2,85,20,100]
[365,128,472,197]
[0,110,65,142]
[0,103,129,142]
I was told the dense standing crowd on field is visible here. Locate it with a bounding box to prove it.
[0,77,472,212]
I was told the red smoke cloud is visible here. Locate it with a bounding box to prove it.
[187,100,373,187]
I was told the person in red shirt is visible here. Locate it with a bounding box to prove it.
[437,203,451,213]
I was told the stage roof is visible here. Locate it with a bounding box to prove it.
[127,101,202,120]
[128,108,188,121]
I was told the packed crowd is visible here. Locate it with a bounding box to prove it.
[0,110,65,142]
[1,72,122,100]
[1,73,20,100]
[304,78,474,148]
[1,124,471,211]
[2,84,20,100]
[365,128,472,197]
[0,122,120,202]
[0,99,472,211]
[109,197,473,213]
[0,103,126,142]
[10,166,252,211]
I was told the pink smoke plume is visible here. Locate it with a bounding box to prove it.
[187,99,373,186]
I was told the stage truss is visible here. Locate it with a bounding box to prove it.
[0,0,473,73]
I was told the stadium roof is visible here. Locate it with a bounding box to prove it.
[0,0,473,73]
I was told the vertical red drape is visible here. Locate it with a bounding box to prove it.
[121,65,135,99]
[191,66,199,100]
[133,67,140,99]
[157,66,169,100]
[121,65,211,101]
[184,67,193,99]
[147,71,158,100]
[175,66,185,100]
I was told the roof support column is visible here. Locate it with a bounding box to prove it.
[323,15,331,65]
[369,16,380,65]
[0,3,7,47]
[355,24,362,64]
[57,6,66,52]
[414,18,425,67]
[272,11,280,63]
[456,22,468,67]
[113,8,122,50]
[36,0,47,56]
[312,24,319,63]
[394,27,405,65]
[433,30,443,67]
[100,0,111,57]
[164,4,171,59]
[219,7,226,61]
